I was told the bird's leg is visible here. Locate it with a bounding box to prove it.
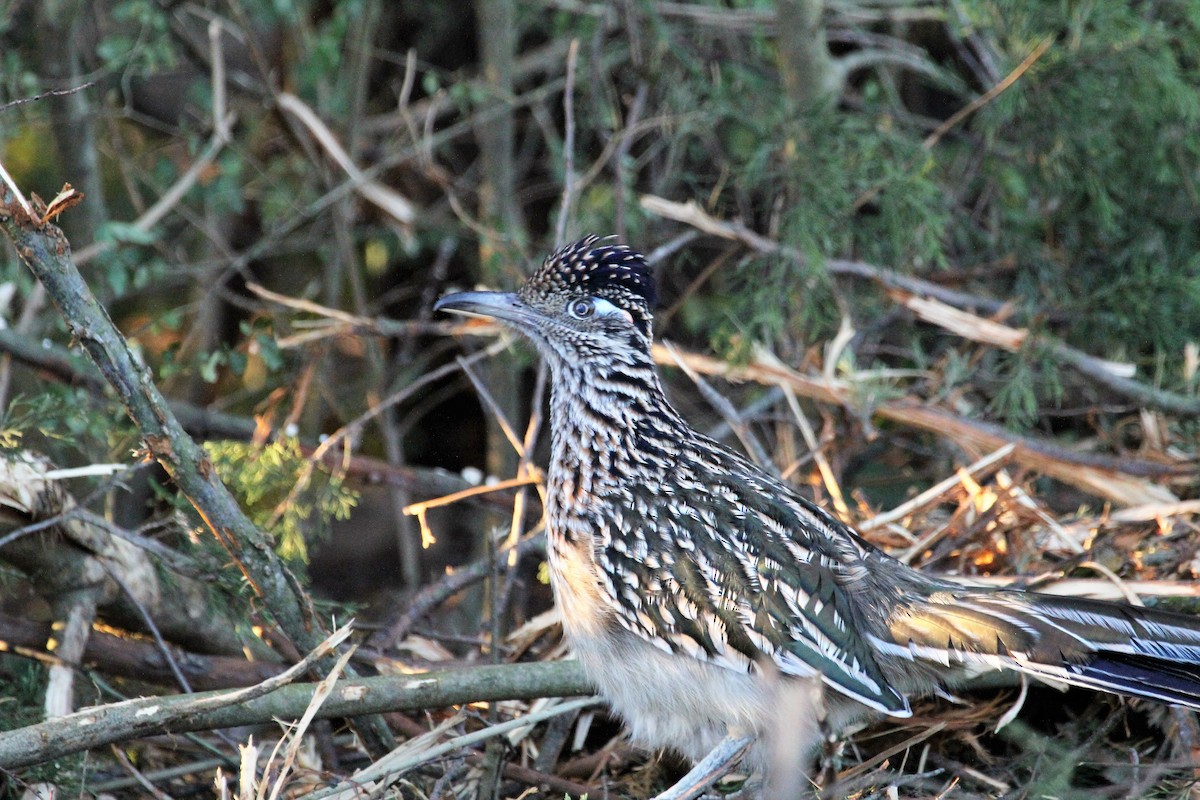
[651,734,756,800]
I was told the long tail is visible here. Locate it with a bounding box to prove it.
[881,588,1200,709]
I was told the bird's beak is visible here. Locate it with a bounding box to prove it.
[434,291,535,326]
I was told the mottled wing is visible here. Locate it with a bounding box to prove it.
[594,439,911,717]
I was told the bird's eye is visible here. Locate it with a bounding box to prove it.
[567,298,596,319]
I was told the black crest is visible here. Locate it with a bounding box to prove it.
[525,236,658,310]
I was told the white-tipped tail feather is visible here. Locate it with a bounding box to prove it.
[880,590,1200,709]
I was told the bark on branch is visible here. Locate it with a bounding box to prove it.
[0,660,592,768]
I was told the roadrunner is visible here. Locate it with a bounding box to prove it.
[437,237,1200,797]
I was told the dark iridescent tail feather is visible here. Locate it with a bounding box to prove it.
[883,589,1200,710]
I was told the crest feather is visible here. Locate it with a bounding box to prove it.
[522,236,658,335]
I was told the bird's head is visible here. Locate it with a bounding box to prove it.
[435,236,658,367]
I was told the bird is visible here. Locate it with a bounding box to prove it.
[436,236,1200,798]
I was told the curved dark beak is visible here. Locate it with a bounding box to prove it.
[434,291,535,326]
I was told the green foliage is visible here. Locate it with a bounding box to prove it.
[96,0,177,75]
[0,658,87,792]
[547,0,1199,427]
[0,388,129,463]
[957,0,1200,366]
[204,438,358,565]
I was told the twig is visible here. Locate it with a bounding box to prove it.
[0,658,593,768]
[208,18,230,142]
[70,55,235,268]
[402,475,541,517]
[266,338,508,531]
[614,82,648,238]
[993,674,1028,733]
[641,194,1009,314]
[277,92,416,226]
[836,722,946,783]
[0,81,98,114]
[1107,499,1200,523]
[457,354,525,454]
[951,575,1200,600]
[0,158,33,218]
[1076,561,1144,607]
[992,470,1083,555]
[266,645,356,800]
[112,745,175,800]
[73,126,233,268]
[922,36,1053,149]
[780,384,852,521]
[663,341,774,470]
[403,474,540,549]
[94,755,228,794]
[504,360,549,559]
[892,290,1200,416]
[554,39,580,247]
[839,35,1053,216]
[103,565,196,695]
[0,610,285,690]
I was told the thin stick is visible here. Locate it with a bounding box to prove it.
[269,338,508,529]
[266,645,356,800]
[554,39,580,247]
[209,19,230,142]
[505,360,548,563]
[780,384,851,521]
[951,575,1200,600]
[664,341,774,469]
[72,126,234,266]
[648,341,1180,505]
[923,36,1053,149]
[103,566,196,696]
[402,474,540,517]
[277,92,416,225]
[112,745,174,800]
[859,444,1015,532]
[457,355,525,454]
[366,529,544,650]
[0,81,97,114]
[0,158,33,218]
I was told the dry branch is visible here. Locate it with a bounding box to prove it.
[367,530,545,651]
[277,93,416,227]
[309,696,598,800]
[0,660,593,768]
[0,611,286,690]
